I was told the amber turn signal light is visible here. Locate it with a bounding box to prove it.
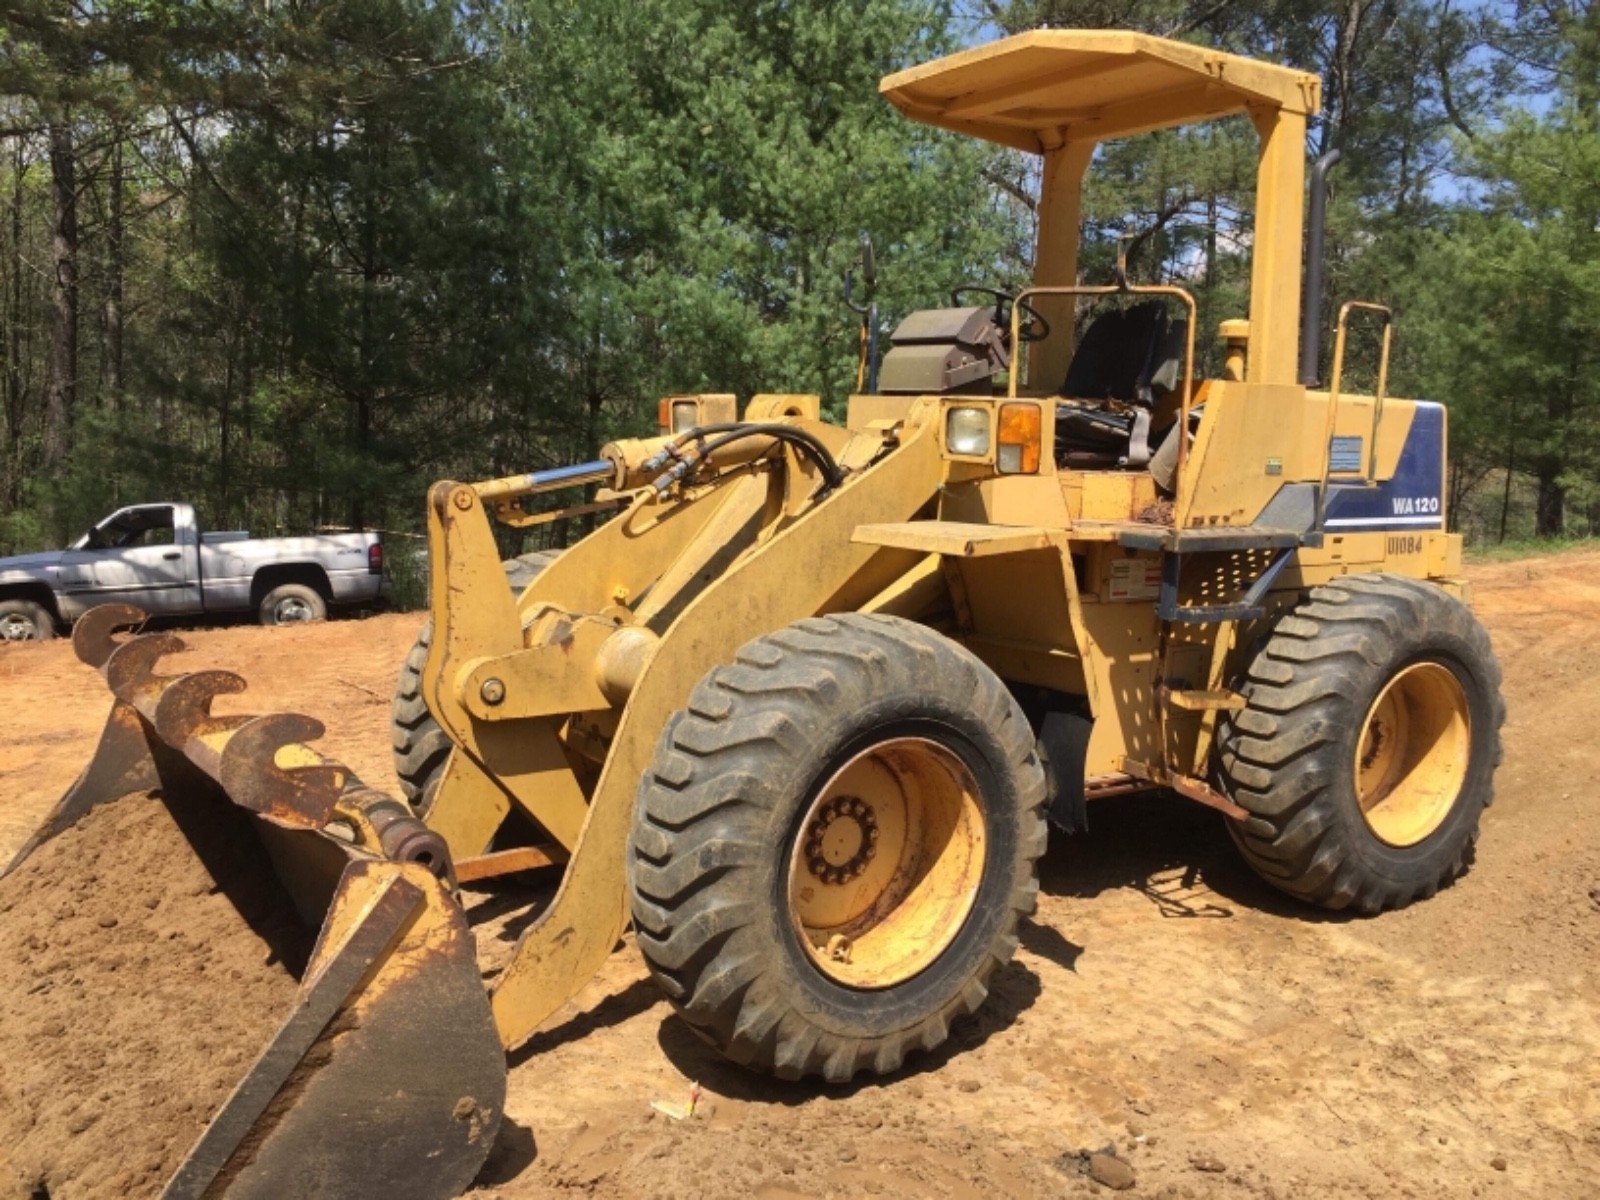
[997,402,1041,474]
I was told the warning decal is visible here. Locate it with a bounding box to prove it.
[1108,557,1162,602]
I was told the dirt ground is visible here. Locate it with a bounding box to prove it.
[0,794,307,1199]
[1,553,1597,1199]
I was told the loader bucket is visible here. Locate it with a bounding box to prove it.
[0,606,505,1200]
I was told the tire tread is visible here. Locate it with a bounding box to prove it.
[1218,574,1505,915]
[629,614,1047,1082]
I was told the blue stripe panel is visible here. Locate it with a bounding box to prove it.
[1323,402,1445,531]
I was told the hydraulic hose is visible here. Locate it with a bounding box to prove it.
[668,424,846,493]
[701,426,844,480]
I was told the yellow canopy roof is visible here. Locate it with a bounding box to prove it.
[880,30,1321,153]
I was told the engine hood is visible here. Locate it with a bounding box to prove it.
[0,550,65,576]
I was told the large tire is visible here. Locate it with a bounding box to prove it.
[390,548,560,811]
[628,613,1047,1083]
[1217,574,1505,915]
[0,598,56,642]
[257,582,326,626]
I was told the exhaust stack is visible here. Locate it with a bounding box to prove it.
[1299,149,1343,387]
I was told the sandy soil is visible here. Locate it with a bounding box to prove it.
[0,794,306,1199]
[0,555,1596,1199]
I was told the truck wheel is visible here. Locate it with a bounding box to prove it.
[391,549,560,812]
[258,583,327,626]
[1217,574,1505,914]
[629,614,1047,1082]
[0,599,55,642]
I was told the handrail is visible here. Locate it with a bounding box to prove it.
[1011,282,1199,498]
[1316,301,1393,528]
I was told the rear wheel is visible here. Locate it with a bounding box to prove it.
[257,583,326,626]
[628,614,1047,1082]
[0,599,55,642]
[1218,574,1504,914]
[390,549,559,812]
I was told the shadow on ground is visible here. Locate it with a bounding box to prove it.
[475,1117,538,1187]
[1042,790,1363,923]
[485,791,1371,1138]
[652,953,1051,1109]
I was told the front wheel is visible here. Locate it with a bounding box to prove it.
[0,599,55,642]
[1218,574,1505,914]
[628,614,1047,1082]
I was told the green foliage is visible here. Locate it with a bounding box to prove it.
[0,0,1024,551]
[1403,2,1600,538]
[1,0,1595,556]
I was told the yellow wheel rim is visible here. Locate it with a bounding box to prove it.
[1354,661,1471,847]
[786,737,987,990]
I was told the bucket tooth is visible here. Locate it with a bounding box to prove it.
[72,601,148,667]
[218,712,346,830]
[154,669,254,746]
[104,629,188,708]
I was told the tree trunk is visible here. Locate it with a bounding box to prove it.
[102,138,125,409]
[1,140,25,514]
[220,314,236,528]
[351,142,378,532]
[1533,356,1579,537]
[1534,464,1564,536]
[1499,397,1516,543]
[44,117,79,475]
[240,306,256,530]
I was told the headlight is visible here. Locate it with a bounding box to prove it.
[945,406,990,456]
[671,400,699,434]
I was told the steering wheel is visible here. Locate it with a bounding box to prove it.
[950,285,1051,343]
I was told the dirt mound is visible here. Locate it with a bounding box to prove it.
[0,792,309,1199]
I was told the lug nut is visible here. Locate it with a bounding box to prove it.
[480,677,506,706]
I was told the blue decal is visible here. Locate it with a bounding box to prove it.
[1323,403,1444,531]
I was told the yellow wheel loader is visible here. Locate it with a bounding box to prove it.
[1,29,1504,1199]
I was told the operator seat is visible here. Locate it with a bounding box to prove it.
[1055,300,1186,469]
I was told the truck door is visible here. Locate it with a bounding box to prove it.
[59,506,198,615]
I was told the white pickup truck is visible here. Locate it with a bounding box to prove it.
[0,502,389,641]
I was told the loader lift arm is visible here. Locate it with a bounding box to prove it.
[421,407,949,1047]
